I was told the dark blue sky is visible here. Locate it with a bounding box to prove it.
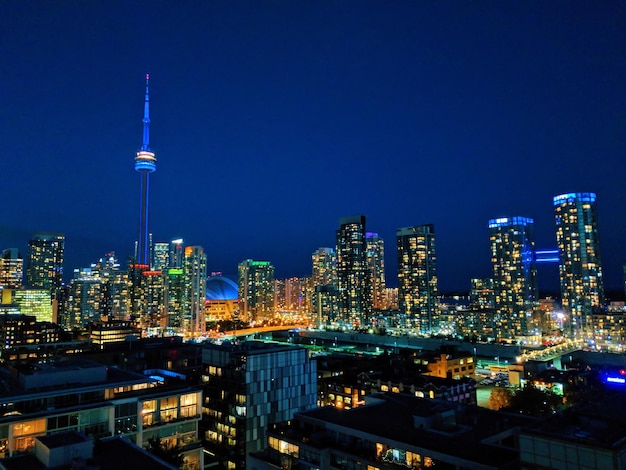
[1,1,625,292]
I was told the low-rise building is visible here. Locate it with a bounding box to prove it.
[423,352,475,379]
[250,392,536,470]
[520,391,626,469]
[0,358,203,469]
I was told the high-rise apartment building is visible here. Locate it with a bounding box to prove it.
[396,225,439,334]
[201,341,317,470]
[128,263,150,322]
[26,232,64,295]
[0,249,23,289]
[85,253,130,322]
[65,268,104,329]
[366,232,386,310]
[142,269,166,330]
[336,215,371,327]
[238,260,275,322]
[164,267,185,329]
[312,247,338,326]
[554,192,604,337]
[489,217,537,338]
[311,247,337,288]
[469,278,496,338]
[274,277,312,314]
[470,278,495,311]
[183,246,207,335]
[152,242,169,271]
[169,238,185,268]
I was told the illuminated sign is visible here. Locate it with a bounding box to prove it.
[605,376,626,385]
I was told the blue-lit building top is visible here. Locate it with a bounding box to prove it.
[553,192,596,206]
[488,216,534,229]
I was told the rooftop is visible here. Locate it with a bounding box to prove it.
[300,393,536,467]
[523,391,626,449]
[0,435,178,470]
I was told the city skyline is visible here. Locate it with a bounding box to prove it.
[2,2,625,292]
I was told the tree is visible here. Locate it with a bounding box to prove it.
[508,385,562,417]
[488,387,513,410]
[146,437,185,467]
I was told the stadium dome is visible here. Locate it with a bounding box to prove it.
[206,275,238,301]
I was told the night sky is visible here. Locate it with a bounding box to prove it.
[1,2,625,293]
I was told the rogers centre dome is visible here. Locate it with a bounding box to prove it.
[205,275,238,301]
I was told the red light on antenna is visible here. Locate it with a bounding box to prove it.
[146,73,150,80]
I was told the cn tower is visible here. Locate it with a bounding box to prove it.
[134,74,156,265]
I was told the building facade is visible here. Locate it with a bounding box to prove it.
[0,359,203,468]
[183,246,207,335]
[336,215,371,327]
[396,225,439,335]
[238,260,275,323]
[201,341,317,470]
[312,247,338,326]
[26,233,64,296]
[13,289,54,323]
[489,217,537,338]
[251,393,534,470]
[312,247,337,288]
[554,192,604,337]
[0,248,23,289]
[366,232,386,311]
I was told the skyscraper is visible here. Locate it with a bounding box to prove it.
[396,225,439,334]
[366,232,386,310]
[489,217,537,338]
[26,232,64,295]
[311,247,339,326]
[64,268,104,328]
[0,248,23,289]
[554,192,604,337]
[238,260,275,323]
[274,277,312,314]
[470,278,496,337]
[169,238,184,268]
[183,246,207,335]
[336,215,371,327]
[165,266,185,329]
[311,247,337,288]
[134,74,156,266]
[152,242,169,271]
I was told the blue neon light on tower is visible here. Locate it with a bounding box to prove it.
[134,74,156,265]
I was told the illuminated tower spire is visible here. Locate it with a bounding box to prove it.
[134,74,157,265]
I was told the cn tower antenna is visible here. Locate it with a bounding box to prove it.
[142,73,151,151]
